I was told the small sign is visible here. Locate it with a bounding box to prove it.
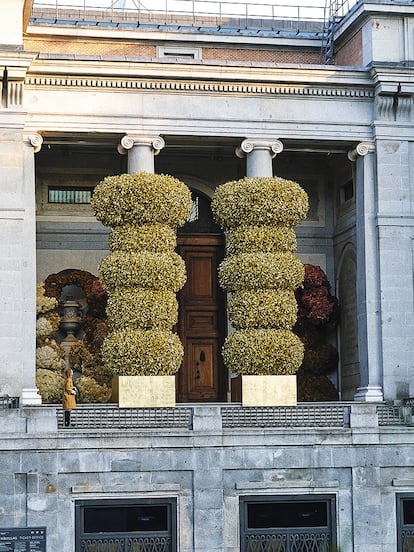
[0,528,46,552]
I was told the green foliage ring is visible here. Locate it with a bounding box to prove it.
[102,329,184,376]
[92,172,192,228]
[227,289,298,330]
[99,251,186,293]
[218,252,304,292]
[211,176,309,229]
[222,329,304,375]
[109,224,176,252]
[107,289,178,330]
[226,225,297,255]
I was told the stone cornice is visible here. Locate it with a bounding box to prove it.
[28,56,373,85]
[25,74,374,99]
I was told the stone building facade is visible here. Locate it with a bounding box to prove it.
[1,0,414,550]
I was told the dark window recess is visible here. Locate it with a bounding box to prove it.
[342,180,354,202]
[84,505,168,533]
[241,495,336,552]
[248,500,328,529]
[76,498,176,552]
[48,186,94,204]
[397,495,414,551]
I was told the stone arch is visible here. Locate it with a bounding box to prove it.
[337,243,359,399]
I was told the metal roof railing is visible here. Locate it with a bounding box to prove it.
[31,0,342,34]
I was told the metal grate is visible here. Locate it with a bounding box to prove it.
[80,536,172,551]
[244,530,332,551]
[58,406,192,429]
[0,396,20,409]
[222,405,349,428]
[377,404,407,426]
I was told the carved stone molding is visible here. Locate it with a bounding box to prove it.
[26,75,374,99]
[236,138,284,159]
[118,134,165,156]
[24,133,43,153]
[347,141,375,162]
[375,93,413,122]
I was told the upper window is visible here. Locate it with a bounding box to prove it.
[240,495,336,552]
[75,498,177,552]
[157,46,202,60]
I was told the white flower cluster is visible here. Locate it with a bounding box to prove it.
[212,176,309,376]
[93,171,192,376]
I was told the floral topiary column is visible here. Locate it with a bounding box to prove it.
[211,176,309,405]
[92,172,192,406]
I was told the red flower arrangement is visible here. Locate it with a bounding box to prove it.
[294,264,340,401]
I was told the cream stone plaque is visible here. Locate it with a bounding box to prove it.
[112,375,176,408]
[233,375,297,407]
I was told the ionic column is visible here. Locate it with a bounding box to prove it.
[236,138,283,177]
[118,134,165,174]
[21,133,44,405]
[348,141,384,402]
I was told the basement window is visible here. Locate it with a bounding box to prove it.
[48,186,94,204]
[397,494,414,551]
[75,498,177,552]
[240,495,336,551]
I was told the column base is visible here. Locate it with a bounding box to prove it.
[354,386,384,402]
[21,387,42,406]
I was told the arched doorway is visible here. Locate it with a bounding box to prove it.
[176,191,227,402]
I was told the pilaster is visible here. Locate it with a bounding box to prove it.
[21,133,43,406]
[118,134,165,174]
[236,138,283,177]
[348,141,384,403]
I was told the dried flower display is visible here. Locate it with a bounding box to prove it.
[36,270,111,403]
[93,171,192,377]
[294,264,340,401]
[212,176,308,376]
[227,289,297,330]
[99,250,186,293]
[223,329,305,375]
[109,223,176,252]
[211,176,308,228]
[219,252,304,292]
[226,225,297,256]
[36,368,64,403]
[106,289,178,330]
[91,172,192,228]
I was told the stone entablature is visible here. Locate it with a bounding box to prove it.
[25,72,375,99]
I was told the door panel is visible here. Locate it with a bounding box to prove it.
[177,235,226,402]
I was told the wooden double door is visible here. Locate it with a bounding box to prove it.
[176,234,227,403]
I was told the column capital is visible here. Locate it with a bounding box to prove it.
[236,138,283,159]
[348,141,375,162]
[118,134,165,156]
[24,133,43,153]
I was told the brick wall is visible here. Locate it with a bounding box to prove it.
[24,37,156,57]
[24,36,320,65]
[202,46,321,64]
[335,29,363,66]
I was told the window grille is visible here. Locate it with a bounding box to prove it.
[240,495,336,552]
[76,498,176,552]
[48,186,94,204]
